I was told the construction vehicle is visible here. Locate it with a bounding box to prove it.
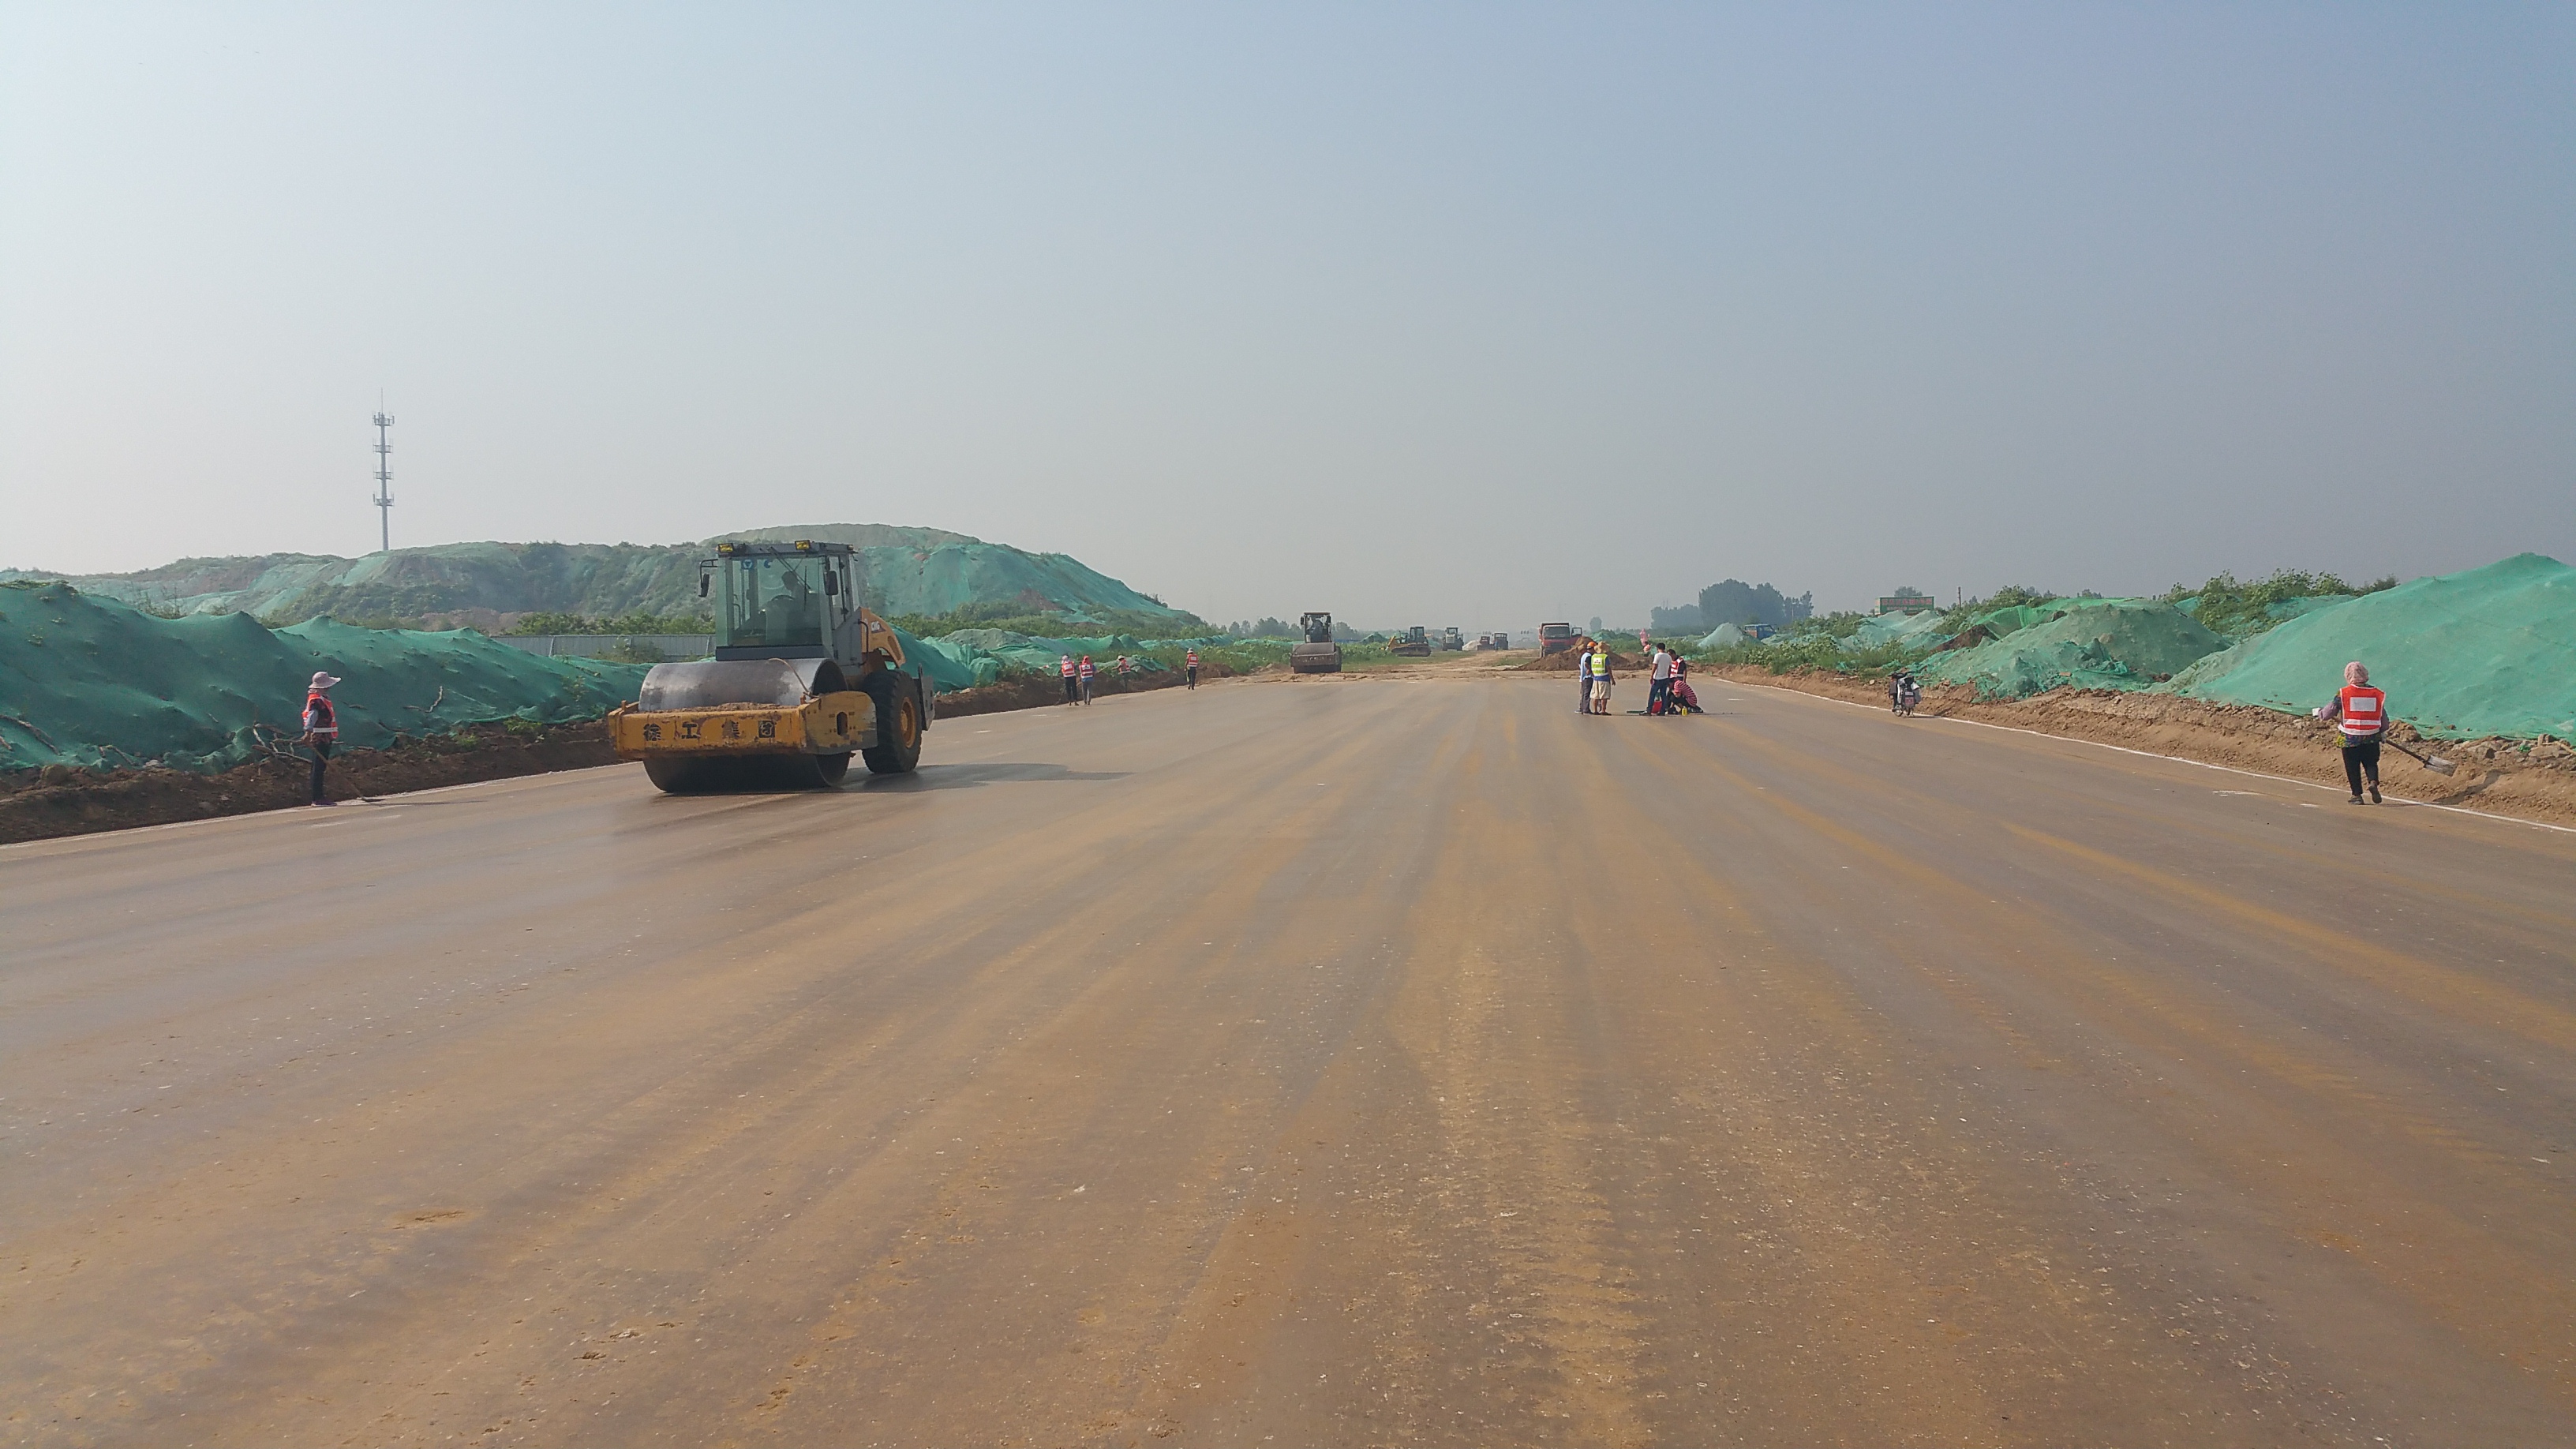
[1440,627,1465,651]
[607,540,933,791]
[1538,622,1578,655]
[1290,612,1342,674]
[1391,626,1433,657]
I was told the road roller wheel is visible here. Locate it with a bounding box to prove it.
[862,675,923,775]
[815,751,852,785]
[643,757,708,793]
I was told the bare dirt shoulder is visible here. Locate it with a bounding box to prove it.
[0,721,624,846]
[1,665,1240,845]
[1703,664,2576,828]
[935,659,1237,715]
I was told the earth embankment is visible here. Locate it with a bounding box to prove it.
[1705,664,2576,826]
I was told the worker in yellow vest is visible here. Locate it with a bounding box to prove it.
[1588,643,1614,715]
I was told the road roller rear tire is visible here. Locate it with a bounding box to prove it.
[862,674,923,775]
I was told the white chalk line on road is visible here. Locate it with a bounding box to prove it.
[1724,678,2576,838]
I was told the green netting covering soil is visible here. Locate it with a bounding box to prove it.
[0,581,647,772]
[1848,610,1956,650]
[1971,604,2062,638]
[2166,553,2576,742]
[1916,601,2229,699]
[907,627,1187,687]
[2,524,1191,629]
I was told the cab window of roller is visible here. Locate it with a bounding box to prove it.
[721,556,827,650]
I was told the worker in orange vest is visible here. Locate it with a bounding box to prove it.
[2314,660,2387,804]
[301,671,341,806]
[1185,649,1200,689]
[1077,653,1098,705]
[1058,654,1077,705]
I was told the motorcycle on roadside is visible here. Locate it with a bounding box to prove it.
[1889,668,1922,718]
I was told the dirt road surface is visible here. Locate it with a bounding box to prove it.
[6,673,2572,1447]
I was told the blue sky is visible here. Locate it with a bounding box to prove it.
[3,3,2568,625]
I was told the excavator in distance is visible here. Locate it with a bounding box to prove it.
[608,540,934,792]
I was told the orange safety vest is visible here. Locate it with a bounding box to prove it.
[303,692,338,737]
[1186,651,1199,668]
[1060,658,1076,677]
[1079,659,1095,679]
[2336,684,2386,738]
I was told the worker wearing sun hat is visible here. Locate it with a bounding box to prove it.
[301,671,341,806]
[2314,660,2386,804]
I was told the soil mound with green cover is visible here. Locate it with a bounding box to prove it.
[2168,553,2575,742]
[0,580,646,772]
[2,523,1190,631]
[1915,601,2228,699]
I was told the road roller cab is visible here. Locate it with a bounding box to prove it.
[608,540,933,792]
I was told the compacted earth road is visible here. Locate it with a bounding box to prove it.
[5,672,2571,1447]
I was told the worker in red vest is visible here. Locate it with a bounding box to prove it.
[1058,654,1077,705]
[1077,653,1097,705]
[2314,660,2387,804]
[1185,648,1200,690]
[301,671,341,806]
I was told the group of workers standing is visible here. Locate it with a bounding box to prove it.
[1572,638,1697,717]
[1058,650,1202,705]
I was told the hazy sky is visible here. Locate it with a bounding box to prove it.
[5,4,2569,626]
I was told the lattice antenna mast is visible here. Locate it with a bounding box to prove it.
[372,407,395,553]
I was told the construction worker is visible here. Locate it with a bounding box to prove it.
[1589,640,1614,715]
[762,570,818,646]
[2315,660,2387,803]
[1059,654,1078,704]
[1185,648,1200,689]
[301,671,340,806]
[1575,636,1594,714]
[1078,653,1098,705]
[1647,642,1674,715]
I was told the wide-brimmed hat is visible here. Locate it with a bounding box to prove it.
[309,672,341,690]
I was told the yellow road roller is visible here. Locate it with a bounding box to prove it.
[607,540,931,791]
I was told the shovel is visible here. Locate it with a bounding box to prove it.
[2386,739,2456,776]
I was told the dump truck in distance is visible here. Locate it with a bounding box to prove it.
[1291,612,1343,673]
[1538,622,1578,655]
[608,540,932,791]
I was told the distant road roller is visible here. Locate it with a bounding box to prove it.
[1290,612,1343,674]
[608,540,932,791]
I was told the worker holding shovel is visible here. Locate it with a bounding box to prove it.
[2315,661,2387,804]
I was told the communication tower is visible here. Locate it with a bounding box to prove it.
[372,408,395,553]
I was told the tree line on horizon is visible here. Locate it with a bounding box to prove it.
[1649,579,1817,635]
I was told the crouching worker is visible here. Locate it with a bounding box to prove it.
[2314,660,2385,804]
[302,671,341,807]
